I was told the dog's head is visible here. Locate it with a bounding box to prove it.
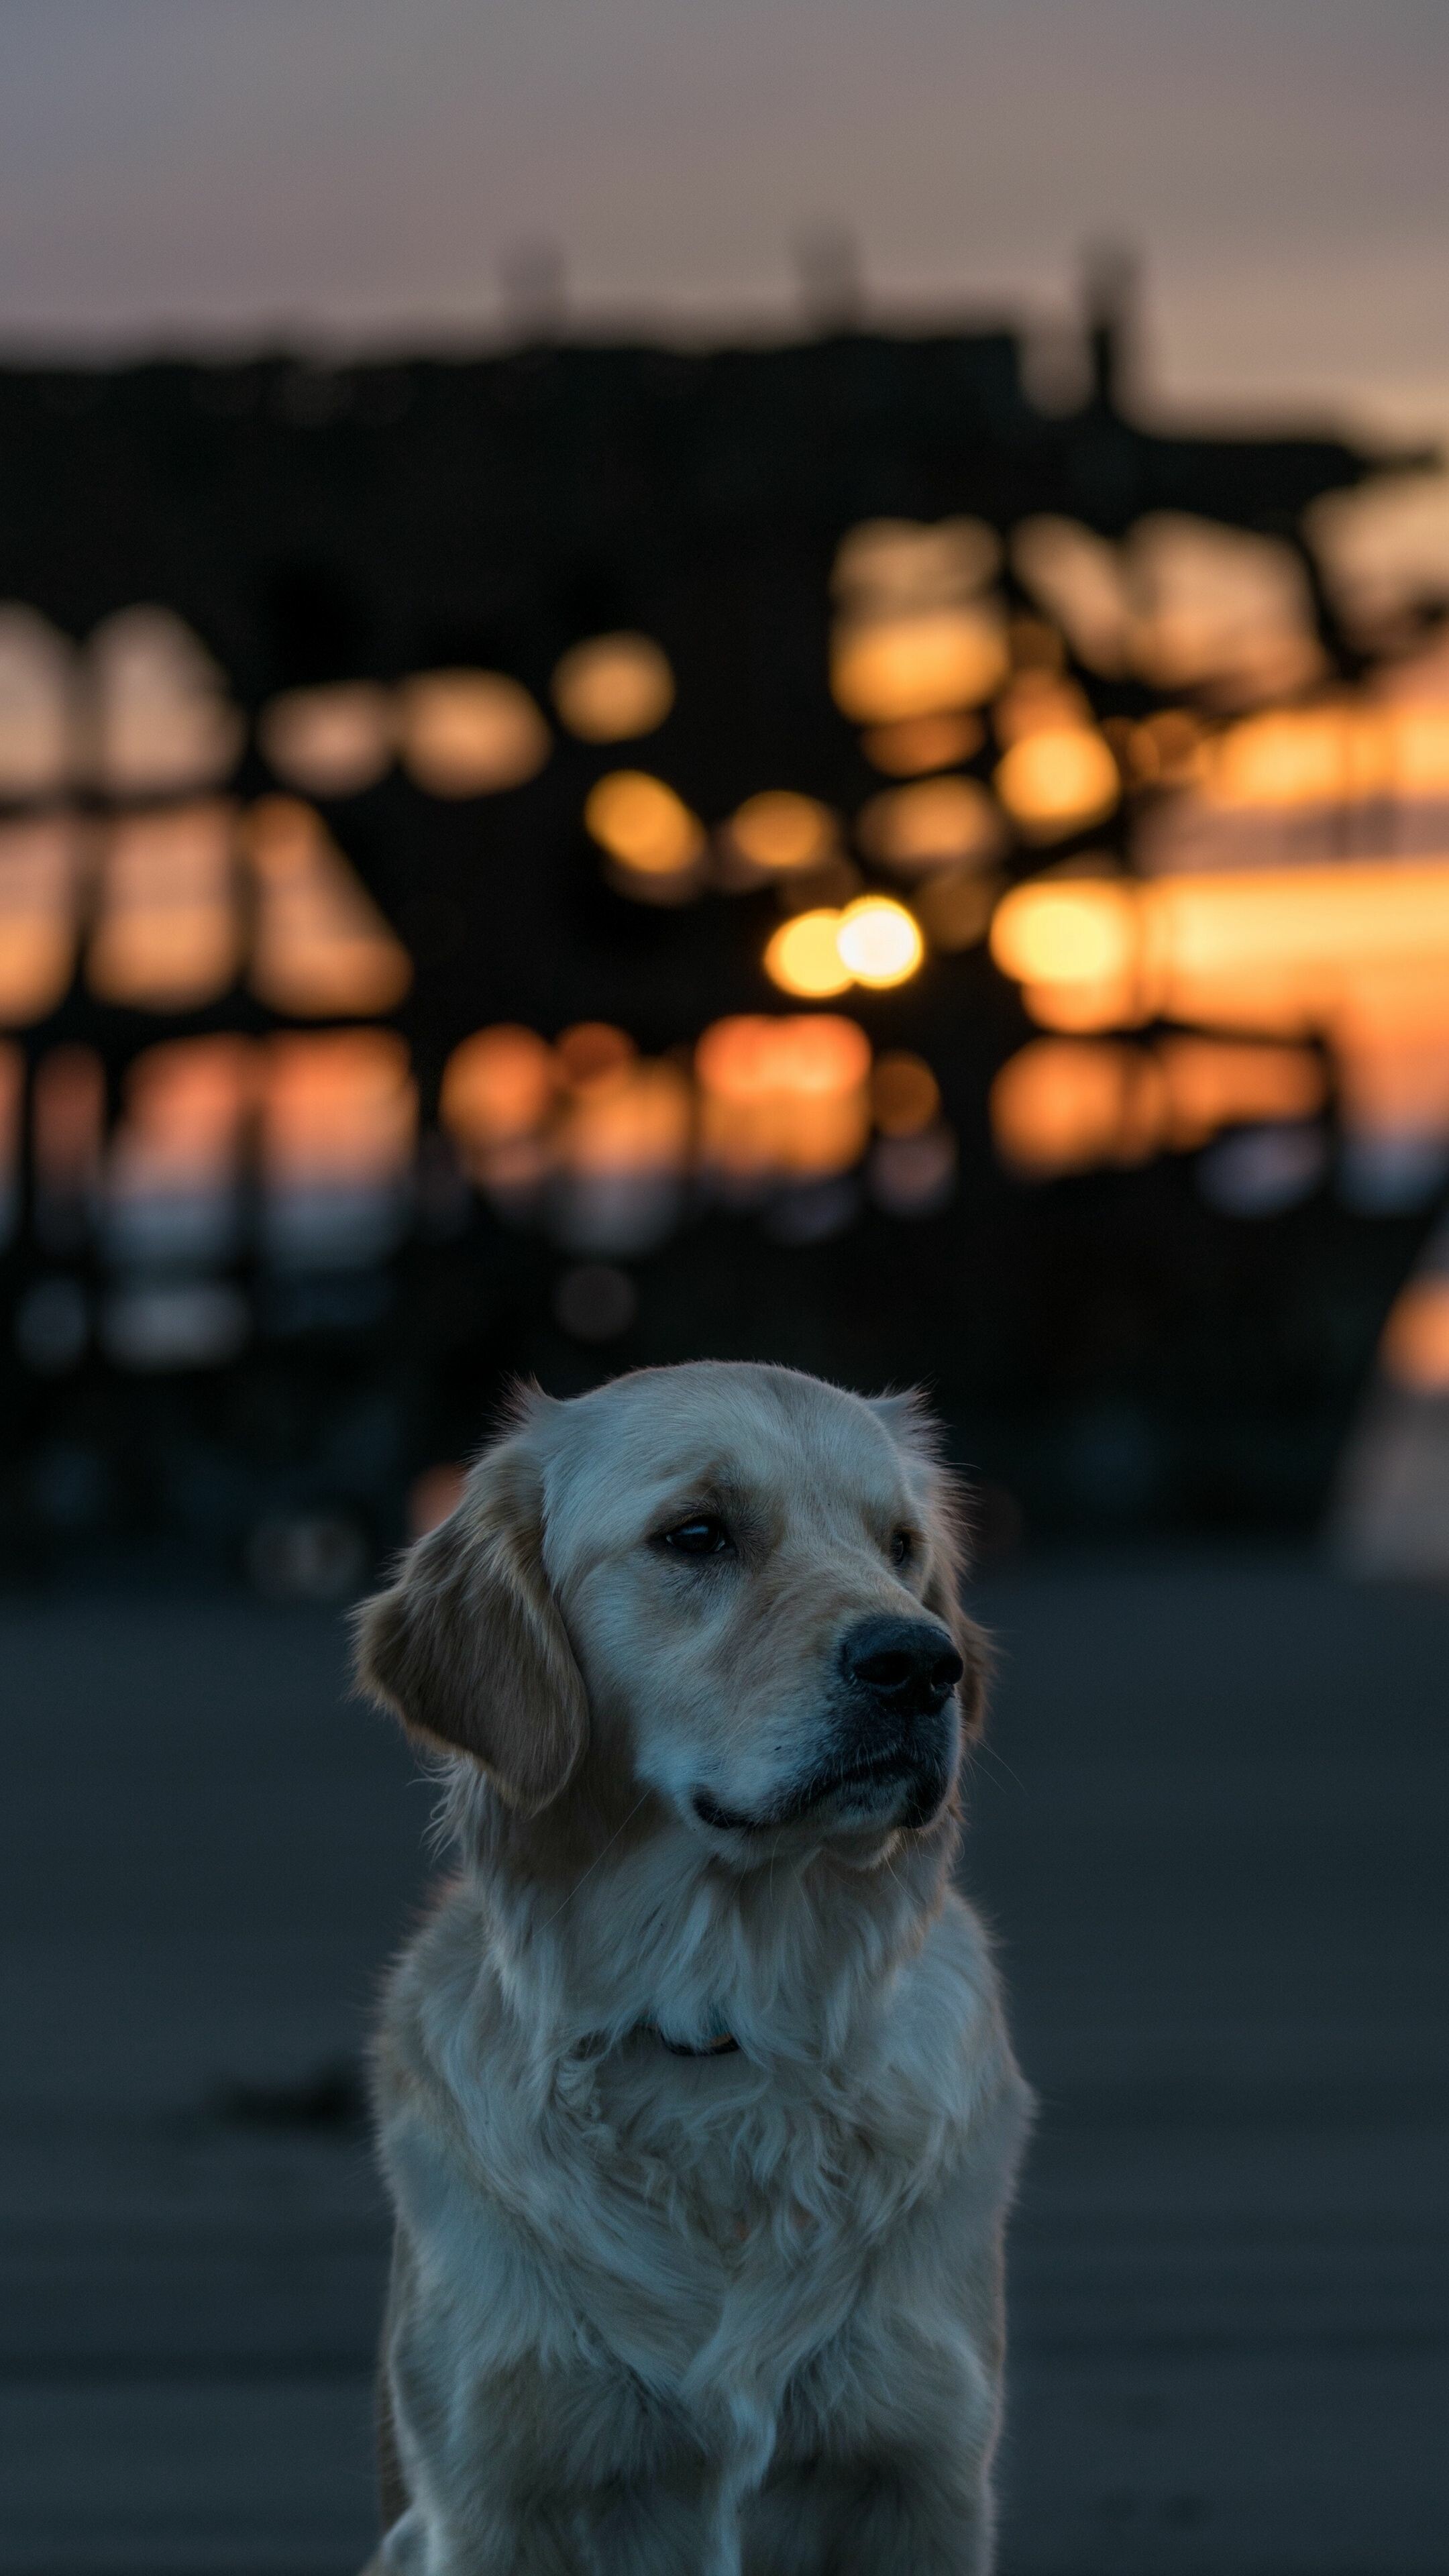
[356,1362,983,1858]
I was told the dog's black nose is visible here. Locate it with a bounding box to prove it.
[839,1616,963,1715]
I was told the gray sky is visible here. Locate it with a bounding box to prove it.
[1,0,1446,433]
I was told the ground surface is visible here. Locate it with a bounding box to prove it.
[1,1558,1444,2575]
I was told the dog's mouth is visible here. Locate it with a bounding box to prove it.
[692,1746,938,1836]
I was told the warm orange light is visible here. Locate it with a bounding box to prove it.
[562,1061,692,1177]
[1155,1036,1326,1147]
[551,634,674,741]
[1199,701,1449,810]
[763,908,853,998]
[994,726,1120,839]
[990,880,1138,990]
[696,1014,871,1180]
[108,1038,255,1214]
[833,517,1000,609]
[556,1022,636,1089]
[835,896,924,988]
[991,859,1449,1140]
[857,776,1004,872]
[0,818,78,1024]
[860,712,983,775]
[88,803,240,1010]
[440,1026,557,1157]
[872,1051,941,1136]
[727,791,835,873]
[830,607,1008,724]
[0,605,76,798]
[398,671,550,796]
[1011,518,1132,676]
[246,798,412,1016]
[584,771,704,877]
[262,1030,416,1185]
[1381,1279,1449,1392]
[991,1039,1159,1177]
[258,684,394,797]
[89,607,243,796]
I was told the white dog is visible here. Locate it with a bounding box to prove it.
[355,1361,1030,2575]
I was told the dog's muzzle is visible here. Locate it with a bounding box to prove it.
[692,1615,963,1834]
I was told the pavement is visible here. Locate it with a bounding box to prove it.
[1,1557,1445,2575]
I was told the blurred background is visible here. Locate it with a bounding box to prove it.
[1,5,1446,2571]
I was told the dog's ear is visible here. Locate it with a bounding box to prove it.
[871,1388,989,1740]
[354,1432,587,1813]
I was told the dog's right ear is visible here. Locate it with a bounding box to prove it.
[353,1432,587,1815]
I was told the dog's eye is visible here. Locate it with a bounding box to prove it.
[890,1527,917,1566]
[659,1515,733,1558]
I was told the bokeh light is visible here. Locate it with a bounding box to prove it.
[831,606,1008,724]
[871,1051,941,1136]
[857,775,1004,872]
[763,907,853,998]
[994,724,1120,839]
[551,634,674,741]
[835,896,924,988]
[246,798,412,1016]
[0,818,78,1024]
[725,790,836,874]
[88,802,240,1011]
[258,683,394,798]
[440,1026,557,1161]
[584,771,704,883]
[860,712,983,775]
[1381,1279,1449,1392]
[398,670,550,796]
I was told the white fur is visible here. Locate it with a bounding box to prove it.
[357,1362,1032,2575]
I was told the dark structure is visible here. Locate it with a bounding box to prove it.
[0,301,1437,1575]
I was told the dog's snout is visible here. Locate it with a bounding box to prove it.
[840,1616,962,1714]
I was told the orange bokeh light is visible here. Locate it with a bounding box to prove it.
[835,896,924,988]
[994,726,1120,840]
[1381,1279,1449,1392]
[830,606,1008,725]
[763,908,853,998]
[727,791,836,873]
[584,771,704,877]
[551,634,674,742]
[440,1026,557,1159]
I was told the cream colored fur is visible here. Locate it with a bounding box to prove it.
[355,1361,1030,2576]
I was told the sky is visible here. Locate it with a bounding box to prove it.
[1,0,1446,439]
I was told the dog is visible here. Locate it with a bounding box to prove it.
[355,1360,1030,2575]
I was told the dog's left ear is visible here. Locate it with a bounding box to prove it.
[353,1426,587,1813]
[871,1389,989,1739]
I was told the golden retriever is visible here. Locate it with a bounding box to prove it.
[355,1361,1030,2575]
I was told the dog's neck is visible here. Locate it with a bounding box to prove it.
[449,1767,960,2072]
